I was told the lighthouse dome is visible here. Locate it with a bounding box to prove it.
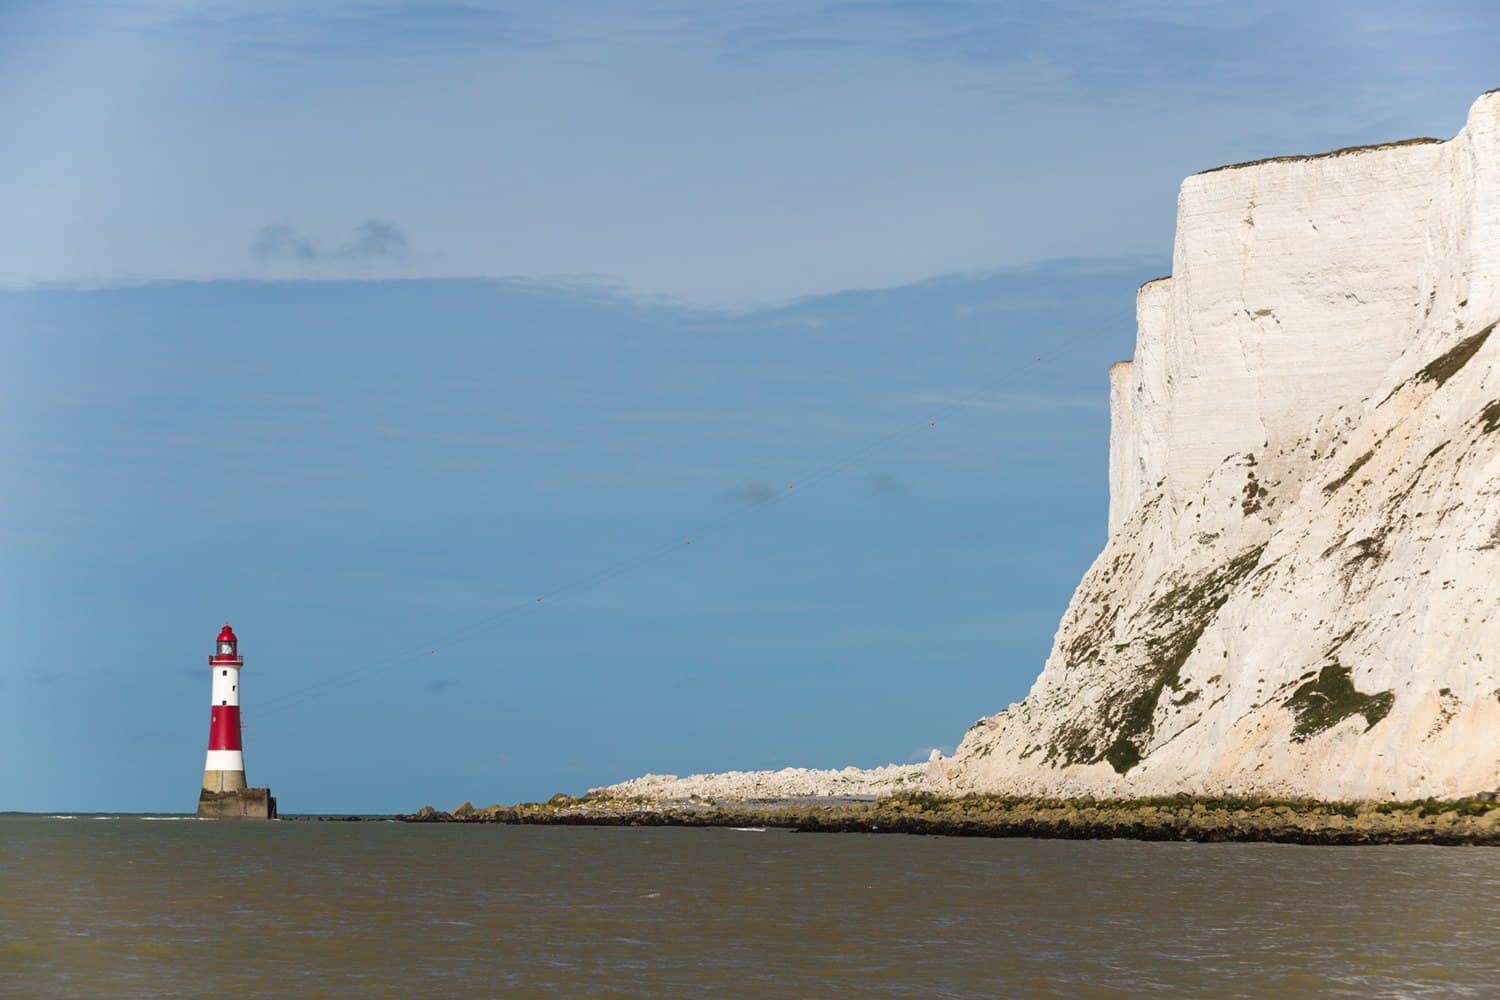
[217,624,237,643]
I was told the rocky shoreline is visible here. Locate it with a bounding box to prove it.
[398,792,1500,846]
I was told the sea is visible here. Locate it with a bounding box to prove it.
[3,814,1498,998]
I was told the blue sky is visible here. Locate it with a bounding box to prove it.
[3,1,1499,304]
[2,2,1497,812]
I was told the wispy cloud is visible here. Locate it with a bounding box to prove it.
[338,219,408,261]
[250,219,411,264]
[423,677,459,694]
[251,224,318,260]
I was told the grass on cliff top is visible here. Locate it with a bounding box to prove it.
[1192,137,1443,177]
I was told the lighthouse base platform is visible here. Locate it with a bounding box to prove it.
[197,787,277,820]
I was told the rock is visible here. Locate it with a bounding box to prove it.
[405,805,452,822]
[452,801,475,819]
[399,793,1500,845]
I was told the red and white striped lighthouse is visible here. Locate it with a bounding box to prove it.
[203,623,248,793]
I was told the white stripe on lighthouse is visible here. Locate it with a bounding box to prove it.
[204,749,245,771]
[211,667,241,706]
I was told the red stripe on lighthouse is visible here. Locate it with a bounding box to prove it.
[209,705,243,751]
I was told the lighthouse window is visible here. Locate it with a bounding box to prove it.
[232,685,236,692]
[222,670,228,676]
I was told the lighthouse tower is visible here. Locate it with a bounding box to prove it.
[196,623,276,819]
[203,624,247,793]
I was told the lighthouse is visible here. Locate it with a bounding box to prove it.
[196,623,276,819]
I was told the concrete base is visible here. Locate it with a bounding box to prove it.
[197,787,277,820]
[202,769,248,793]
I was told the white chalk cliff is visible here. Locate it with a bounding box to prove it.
[608,92,1500,803]
[933,90,1500,800]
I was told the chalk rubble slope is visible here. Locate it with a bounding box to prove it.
[604,91,1500,803]
[597,765,927,801]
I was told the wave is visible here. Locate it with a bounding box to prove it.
[42,813,196,821]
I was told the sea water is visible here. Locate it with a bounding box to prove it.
[3,815,1498,997]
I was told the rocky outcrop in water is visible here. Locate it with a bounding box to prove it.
[398,793,1500,845]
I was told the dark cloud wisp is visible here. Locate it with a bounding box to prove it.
[251,223,318,260]
[338,220,409,261]
[250,219,411,265]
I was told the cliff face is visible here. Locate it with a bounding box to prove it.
[931,92,1500,800]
